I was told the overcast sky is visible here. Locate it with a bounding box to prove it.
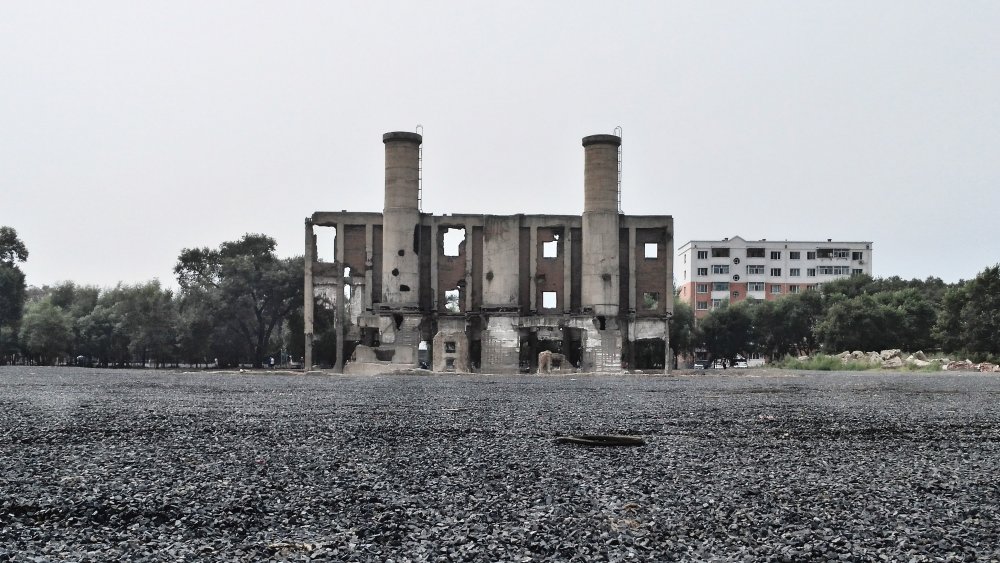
[2,2,998,289]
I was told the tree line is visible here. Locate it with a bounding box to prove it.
[3,224,999,369]
[1,228,304,368]
[676,268,1000,366]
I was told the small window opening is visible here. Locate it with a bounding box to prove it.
[445,358,455,369]
[398,249,405,257]
[543,234,559,258]
[542,291,557,309]
[392,313,403,330]
[643,292,659,310]
[343,266,352,278]
[644,243,657,259]
[445,289,461,313]
[344,284,352,301]
[445,341,457,353]
[443,228,465,257]
[391,268,399,277]
[596,316,607,330]
[399,284,410,292]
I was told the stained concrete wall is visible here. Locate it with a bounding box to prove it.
[482,216,520,308]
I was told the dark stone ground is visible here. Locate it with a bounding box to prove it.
[1,367,999,562]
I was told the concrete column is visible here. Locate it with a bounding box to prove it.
[581,134,621,317]
[334,223,346,373]
[381,131,422,308]
[563,228,572,313]
[528,226,537,311]
[430,221,438,310]
[465,223,474,312]
[304,219,315,371]
[628,226,637,311]
[364,223,374,312]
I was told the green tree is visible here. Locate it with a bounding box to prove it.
[113,281,178,367]
[699,302,754,367]
[175,234,303,368]
[668,299,697,360]
[0,227,29,361]
[934,265,1000,359]
[18,298,72,365]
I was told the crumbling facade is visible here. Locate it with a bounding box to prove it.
[304,131,673,373]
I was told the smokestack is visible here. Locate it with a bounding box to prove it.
[381,131,422,307]
[581,134,621,317]
[583,134,621,213]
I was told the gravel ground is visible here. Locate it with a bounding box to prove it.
[2,367,999,562]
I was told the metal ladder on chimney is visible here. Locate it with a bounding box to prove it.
[416,124,424,212]
[614,126,623,213]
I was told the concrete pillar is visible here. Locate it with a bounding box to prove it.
[563,228,572,313]
[581,134,621,317]
[381,131,422,308]
[304,219,315,370]
[529,226,538,311]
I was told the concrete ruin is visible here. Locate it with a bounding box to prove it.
[304,131,673,373]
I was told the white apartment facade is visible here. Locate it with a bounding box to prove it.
[677,236,873,319]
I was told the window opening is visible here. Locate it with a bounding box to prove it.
[642,292,659,310]
[746,248,765,258]
[444,289,461,313]
[445,341,457,353]
[314,226,337,262]
[644,243,657,258]
[542,291,557,309]
[711,248,730,258]
[443,228,465,257]
[543,234,559,258]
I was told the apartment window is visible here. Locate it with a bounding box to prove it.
[852,268,863,276]
[770,251,781,260]
[697,250,708,260]
[746,248,765,258]
[697,267,708,276]
[852,251,864,261]
[711,299,724,309]
[712,264,730,274]
[789,285,800,294]
[834,266,850,275]
[713,282,730,291]
[747,282,765,292]
[789,251,801,259]
[711,248,730,258]
[834,249,849,258]
[789,268,800,277]
[771,285,783,294]
[770,268,782,277]
[696,283,709,293]
[807,251,817,260]
[747,265,765,275]
[696,301,708,310]
[644,243,658,259]
[732,291,740,298]
[807,268,816,277]
[818,266,833,275]
[806,284,818,291]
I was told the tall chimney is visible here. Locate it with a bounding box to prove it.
[581,134,621,317]
[381,131,422,307]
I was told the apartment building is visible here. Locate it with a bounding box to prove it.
[676,236,872,318]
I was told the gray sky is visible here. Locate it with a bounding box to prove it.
[2,1,998,289]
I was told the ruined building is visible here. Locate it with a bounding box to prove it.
[304,131,673,373]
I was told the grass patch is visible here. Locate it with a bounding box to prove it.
[773,354,871,371]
